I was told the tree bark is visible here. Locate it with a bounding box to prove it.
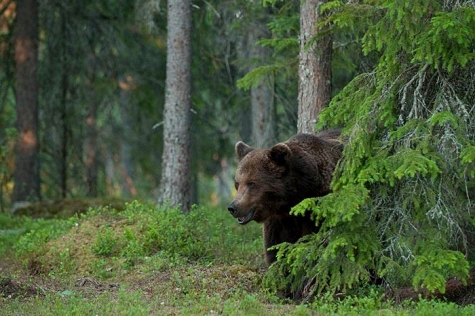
[157,0,192,211]
[297,0,332,134]
[13,0,40,203]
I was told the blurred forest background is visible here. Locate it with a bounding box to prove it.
[0,0,365,211]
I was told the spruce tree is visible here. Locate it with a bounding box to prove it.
[266,0,475,297]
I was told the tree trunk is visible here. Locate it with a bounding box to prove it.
[249,6,276,148]
[157,0,192,212]
[297,0,332,134]
[12,0,40,203]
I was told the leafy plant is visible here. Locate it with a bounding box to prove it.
[92,226,118,257]
[14,215,77,260]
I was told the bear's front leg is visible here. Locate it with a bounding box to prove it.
[263,219,283,266]
[263,217,309,267]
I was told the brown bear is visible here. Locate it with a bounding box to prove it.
[227,130,343,266]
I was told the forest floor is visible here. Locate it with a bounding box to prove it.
[1,200,475,315]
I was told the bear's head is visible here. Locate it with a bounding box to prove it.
[227,141,294,225]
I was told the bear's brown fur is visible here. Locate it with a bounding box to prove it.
[228,130,343,266]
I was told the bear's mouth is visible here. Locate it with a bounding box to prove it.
[237,209,255,225]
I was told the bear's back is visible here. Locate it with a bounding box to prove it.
[286,131,343,196]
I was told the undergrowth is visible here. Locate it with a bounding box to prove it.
[2,201,475,315]
[12,201,264,276]
[0,212,62,258]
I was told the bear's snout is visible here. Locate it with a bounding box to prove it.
[227,202,238,216]
[228,201,255,225]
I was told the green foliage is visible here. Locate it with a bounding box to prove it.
[221,294,265,315]
[293,184,370,227]
[308,289,475,316]
[13,201,263,276]
[412,245,469,293]
[266,0,475,298]
[266,189,379,295]
[237,65,280,91]
[308,287,389,314]
[14,216,78,259]
[412,8,475,72]
[2,288,151,315]
[360,0,475,73]
[92,226,118,257]
[460,145,475,177]
[0,212,43,257]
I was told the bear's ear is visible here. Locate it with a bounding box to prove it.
[235,141,253,161]
[269,143,291,165]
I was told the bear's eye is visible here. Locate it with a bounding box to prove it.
[234,182,239,190]
[247,182,256,189]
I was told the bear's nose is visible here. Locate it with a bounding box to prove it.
[228,203,237,216]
